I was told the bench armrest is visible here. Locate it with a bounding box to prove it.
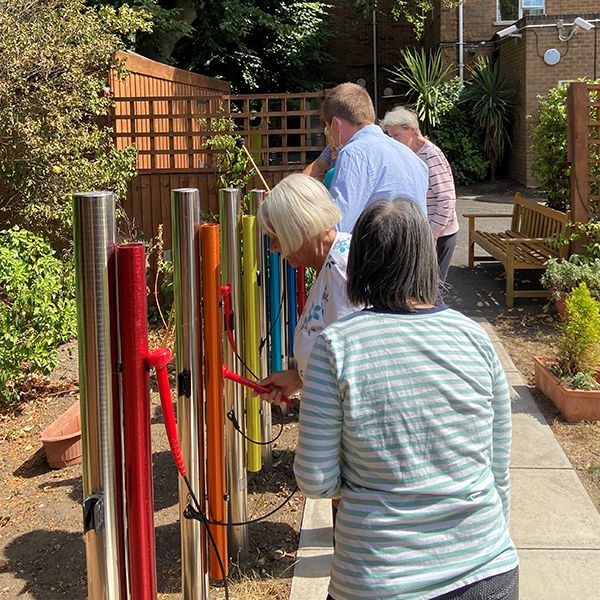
[462,212,513,218]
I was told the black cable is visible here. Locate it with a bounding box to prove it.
[184,484,299,527]
[181,474,230,600]
[226,407,286,446]
[259,291,285,357]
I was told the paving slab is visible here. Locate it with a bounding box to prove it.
[511,411,572,469]
[518,549,600,600]
[509,381,544,415]
[510,468,600,548]
[289,498,333,600]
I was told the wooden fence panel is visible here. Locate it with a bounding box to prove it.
[110,52,326,250]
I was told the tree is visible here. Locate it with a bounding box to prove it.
[0,0,151,247]
[92,0,332,93]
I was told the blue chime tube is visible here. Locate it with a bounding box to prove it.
[268,250,283,373]
[285,262,297,358]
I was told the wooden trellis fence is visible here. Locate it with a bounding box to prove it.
[567,82,600,225]
[109,51,326,248]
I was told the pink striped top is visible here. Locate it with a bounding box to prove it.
[416,141,459,240]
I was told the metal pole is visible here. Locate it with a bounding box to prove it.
[73,191,122,599]
[117,243,157,600]
[372,8,379,119]
[249,189,272,469]
[219,188,248,565]
[171,188,207,599]
[458,2,465,81]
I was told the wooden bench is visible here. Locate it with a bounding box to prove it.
[464,193,570,308]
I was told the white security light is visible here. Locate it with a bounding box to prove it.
[496,24,518,39]
[574,17,595,31]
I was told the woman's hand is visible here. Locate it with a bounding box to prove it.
[254,368,302,405]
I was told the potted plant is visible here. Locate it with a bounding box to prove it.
[534,282,600,421]
[541,255,600,318]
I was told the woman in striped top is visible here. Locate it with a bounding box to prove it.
[294,198,519,600]
[381,107,458,283]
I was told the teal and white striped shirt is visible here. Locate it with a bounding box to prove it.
[294,307,519,600]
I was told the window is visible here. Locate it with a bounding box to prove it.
[497,0,544,22]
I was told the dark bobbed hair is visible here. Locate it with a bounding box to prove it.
[347,198,439,310]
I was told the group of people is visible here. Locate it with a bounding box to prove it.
[255,83,519,600]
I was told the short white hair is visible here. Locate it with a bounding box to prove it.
[380,106,420,133]
[257,173,341,258]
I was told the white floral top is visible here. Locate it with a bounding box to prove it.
[294,231,357,380]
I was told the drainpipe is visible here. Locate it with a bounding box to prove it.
[458,2,465,80]
[372,9,378,118]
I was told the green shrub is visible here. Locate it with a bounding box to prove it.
[531,83,570,212]
[0,227,77,407]
[554,282,600,387]
[541,255,600,302]
[0,0,151,247]
[431,106,489,186]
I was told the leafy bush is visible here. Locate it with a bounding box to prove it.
[431,106,489,186]
[0,227,77,406]
[0,0,151,247]
[531,83,570,212]
[554,282,600,388]
[541,255,600,302]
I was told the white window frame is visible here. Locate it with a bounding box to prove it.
[496,0,545,24]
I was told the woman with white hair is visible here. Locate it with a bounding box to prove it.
[256,173,358,399]
[380,106,459,283]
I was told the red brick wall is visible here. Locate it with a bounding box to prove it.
[323,0,417,115]
[498,13,600,186]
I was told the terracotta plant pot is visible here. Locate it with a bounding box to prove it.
[533,356,600,422]
[554,293,568,320]
[40,401,82,469]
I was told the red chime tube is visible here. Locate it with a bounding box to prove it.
[117,243,157,600]
[297,266,307,316]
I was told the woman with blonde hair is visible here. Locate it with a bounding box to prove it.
[256,173,358,399]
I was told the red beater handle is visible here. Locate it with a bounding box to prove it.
[147,348,187,478]
[222,364,294,408]
[220,284,238,354]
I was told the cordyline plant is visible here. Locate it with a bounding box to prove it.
[461,57,515,181]
[387,48,453,137]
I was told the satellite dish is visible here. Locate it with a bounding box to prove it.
[544,48,561,66]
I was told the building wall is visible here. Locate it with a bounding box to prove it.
[324,0,417,115]
[498,13,600,186]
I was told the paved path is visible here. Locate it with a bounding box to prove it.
[290,193,600,600]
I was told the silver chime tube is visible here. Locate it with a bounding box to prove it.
[171,189,207,599]
[219,188,248,564]
[248,189,272,469]
[73,191,122,599]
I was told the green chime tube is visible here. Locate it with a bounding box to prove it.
[242,214,262,472]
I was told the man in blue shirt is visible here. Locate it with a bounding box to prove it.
[322,83,428,232]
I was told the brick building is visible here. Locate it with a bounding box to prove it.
[325,1,599,187]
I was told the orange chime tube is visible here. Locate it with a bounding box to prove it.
[201,223,229,579]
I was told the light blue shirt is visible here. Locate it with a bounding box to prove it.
[329,125,428,232]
